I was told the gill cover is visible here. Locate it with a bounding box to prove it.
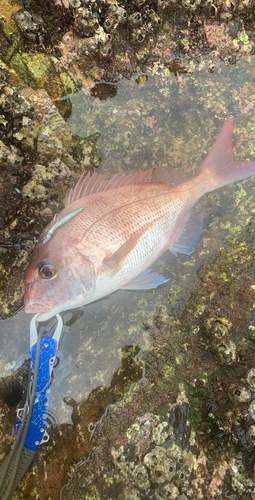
[68,249,96,303]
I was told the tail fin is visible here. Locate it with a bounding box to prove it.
[199,119,255,191]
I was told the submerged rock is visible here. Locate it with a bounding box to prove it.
[12,9,45,43]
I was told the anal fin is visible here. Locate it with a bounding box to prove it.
[121,269,169,290]
[170,208,204,257]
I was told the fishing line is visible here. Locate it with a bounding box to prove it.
[0,329,43,500]
[0,315,63,500]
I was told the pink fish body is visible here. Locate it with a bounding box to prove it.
[24,120,255,321]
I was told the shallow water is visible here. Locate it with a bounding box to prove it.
[1,54,255,498]
[1,56,255,418]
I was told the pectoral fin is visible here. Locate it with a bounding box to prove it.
[121,269,169,290]
[102,225,149,270]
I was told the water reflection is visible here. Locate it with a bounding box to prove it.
[1,56,255,431]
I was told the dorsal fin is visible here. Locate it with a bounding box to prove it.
[152,167,191,186]
[65,169,155,206]
[65,167,190,207]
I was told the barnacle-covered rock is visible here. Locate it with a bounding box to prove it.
[31,159,72,186]
[77,35,98,57]
[12,9,45,42]
[104,2,127,33]
[77,26,111,58]
[228,383,251,404]
[98,37,112,60]
[147,10,161,32]
[125,413,170,456]
[104,16,119,33]
[144,446,177,484]
[0,85,31,117]
[22,179,49,201]
[167,443,185,463]
[129,463,150,491]
[109,2,127,23]
[247,324,255,340]
[74,6,98,37]
[121,486,142,500]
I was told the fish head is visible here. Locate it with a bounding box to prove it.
[24,235,96,321]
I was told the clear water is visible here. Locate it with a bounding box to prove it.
[1,54,255,426]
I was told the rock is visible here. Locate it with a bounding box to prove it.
[0,140,10,162]
[22,179,49,201]
[32,159,72,186]
[10,53,51,87]
[12,9,45,42]
[6,151,22,167]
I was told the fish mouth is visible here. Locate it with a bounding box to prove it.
[24,302,52,314]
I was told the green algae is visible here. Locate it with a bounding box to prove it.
[11,53,50,87]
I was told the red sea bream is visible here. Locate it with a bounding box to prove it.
[24,120,255,321]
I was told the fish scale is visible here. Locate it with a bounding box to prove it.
[24,120,255,321]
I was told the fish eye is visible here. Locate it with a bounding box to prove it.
[39,261,56,280]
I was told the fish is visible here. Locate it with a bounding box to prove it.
[24,119,255,321]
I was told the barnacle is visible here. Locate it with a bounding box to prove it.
[228,383,251,404]
[135,48,149,63]
[246,368,255,391]
[144,446,177,484]
[248,400,255,421]
[204,316,232,339]
[74,6,98,37]
[104,2,127,33]
[246,425,255,446]
[182,0,201,9]
[129,12,143,27]
[217,340,236,364]
[131,463,150,490]
[155,483,179,500]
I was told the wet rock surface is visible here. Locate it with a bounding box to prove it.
[0,84,101,318]
[1,0,255,499]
